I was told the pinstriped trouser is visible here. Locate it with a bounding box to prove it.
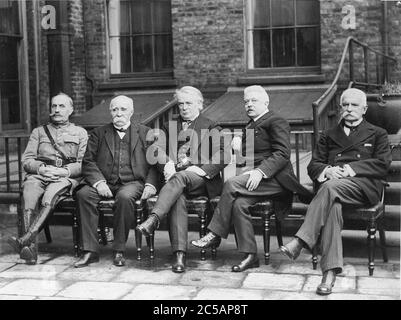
[295,178,366,274]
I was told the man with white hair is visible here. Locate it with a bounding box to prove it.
[136,86,227,273]
[74,95,158,267]
[191,85,313,272]
[280,88,391,295]
[8,93,88,264]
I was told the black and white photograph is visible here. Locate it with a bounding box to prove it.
[0,0,400,306]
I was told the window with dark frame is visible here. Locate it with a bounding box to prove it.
[246,0,320,71]
[0,0,22,130]
[107,0,173,77]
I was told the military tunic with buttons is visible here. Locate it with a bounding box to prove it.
[22,122,88,210]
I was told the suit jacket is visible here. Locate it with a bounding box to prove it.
[308,119,391,205]
[81,122,159,189]
[241,111,313,219]
[161,114,227,198]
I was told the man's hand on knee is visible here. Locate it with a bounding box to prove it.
[245,169,263,191]
[96,181,113,198]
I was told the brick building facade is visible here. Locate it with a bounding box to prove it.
[0,0,400,133]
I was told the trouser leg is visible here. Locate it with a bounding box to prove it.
[111,182,144,252]
[168,194,188,252]
[76,185,102,253]
[295,179,366,273]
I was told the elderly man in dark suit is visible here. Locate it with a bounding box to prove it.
[136,86,227,273]
[191,85,313,272]
[74,95,158,268]
[279,88,391,295]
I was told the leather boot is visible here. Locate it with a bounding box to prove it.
[172,251,186,273]
[191,231,221,249]
[136,214,160,237]
[232,253,259,272]
[19,204,53,246]
[20,242,38,265]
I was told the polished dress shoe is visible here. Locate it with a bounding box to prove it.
[279,237,304,260]
[191,232,221,249]
[7,236,23,253]
[232,253,259,272]
[172,251,186,273]
[136,214,160,237]
[316,269,337,295]
[113,252,126,267]
[74,251,99,268]
[20,243,37,265]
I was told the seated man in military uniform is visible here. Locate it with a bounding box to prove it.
[8,93,88,264]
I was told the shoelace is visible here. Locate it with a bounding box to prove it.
[201,232,215,242]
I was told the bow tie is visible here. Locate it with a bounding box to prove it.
[114,126,128,133]
[343,122,359,131]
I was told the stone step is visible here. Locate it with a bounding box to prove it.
[387,161,401,182]
[385,205,401,231]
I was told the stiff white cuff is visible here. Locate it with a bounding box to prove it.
[144,183,157,194]
[93,180,106,188]
[255,168,267,179]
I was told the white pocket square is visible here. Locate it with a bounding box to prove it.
[364,143,372,147]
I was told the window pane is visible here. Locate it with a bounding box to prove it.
[132,0,152,34]
[154,0,172,33]
[0,36,19,80]
[296,0,319,25]
[271,0,294,27]
[0,81,20,125]
[251,0,270,28]
[297,27,319,66]
[154,35,173,71]
[253,30,271,68]
[132,36,153,72]
[272,28,295,67]
[119,1,131,34]
[0,0,19,34]
[119,36,133,73]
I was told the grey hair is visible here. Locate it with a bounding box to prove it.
[244,85,269,103]
[110,95,134,112]
[174,86,204,110]
[52,92,73,108]
[340,88,367,107]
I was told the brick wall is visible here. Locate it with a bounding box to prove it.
[387,2,401,81]
[171,0,244,91]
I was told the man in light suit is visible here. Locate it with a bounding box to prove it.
[136,86,227,273]
[279,88,391,295]
[191,85,313,272]
[74,95,158,267]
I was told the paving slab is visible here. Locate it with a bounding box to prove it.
[194,287,264,300]
[303,274,356,293]
[0,252,54,264]
[263,290,327,300]
[0,278,11,289]
[114,269,182,285]
[327,293,397,300]
[56,265,122,282]
[357,277,400,297]
[122,284,198,300]
[179,270,245,288]
[341,263,396,278]
[0,279,68,296]
[0,263,69,280]
[0,294,36,300]
[0,262,15,273]
[242,273,305,291]
[57,281,134,300]
[275,262,322,275]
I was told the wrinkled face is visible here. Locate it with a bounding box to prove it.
[177,92,201,121]
[341,91,367,122]
[110,99,133,127]
[50,95,73,124]
[244,91,268,119]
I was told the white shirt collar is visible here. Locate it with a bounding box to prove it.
[252,109,269,122]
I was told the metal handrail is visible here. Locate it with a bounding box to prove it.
[312,36,398,146]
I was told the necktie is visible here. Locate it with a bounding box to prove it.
[114,126,127,133]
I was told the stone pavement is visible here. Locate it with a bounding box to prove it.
[0,218,399,301]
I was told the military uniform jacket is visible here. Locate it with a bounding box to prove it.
[307,119,391,205]
[22,122,88,187]
[82,122,159,189]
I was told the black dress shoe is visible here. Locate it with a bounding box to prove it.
[74,251,99,268]
[136,214,160,237]
[191,232,221,249]
[316,269,337,295]
[113,252,126,267]
[20,243,37,264]
[279,237,304,260]
[232,253,259,272]
[7,236,23,253]
[172,251,186,273]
